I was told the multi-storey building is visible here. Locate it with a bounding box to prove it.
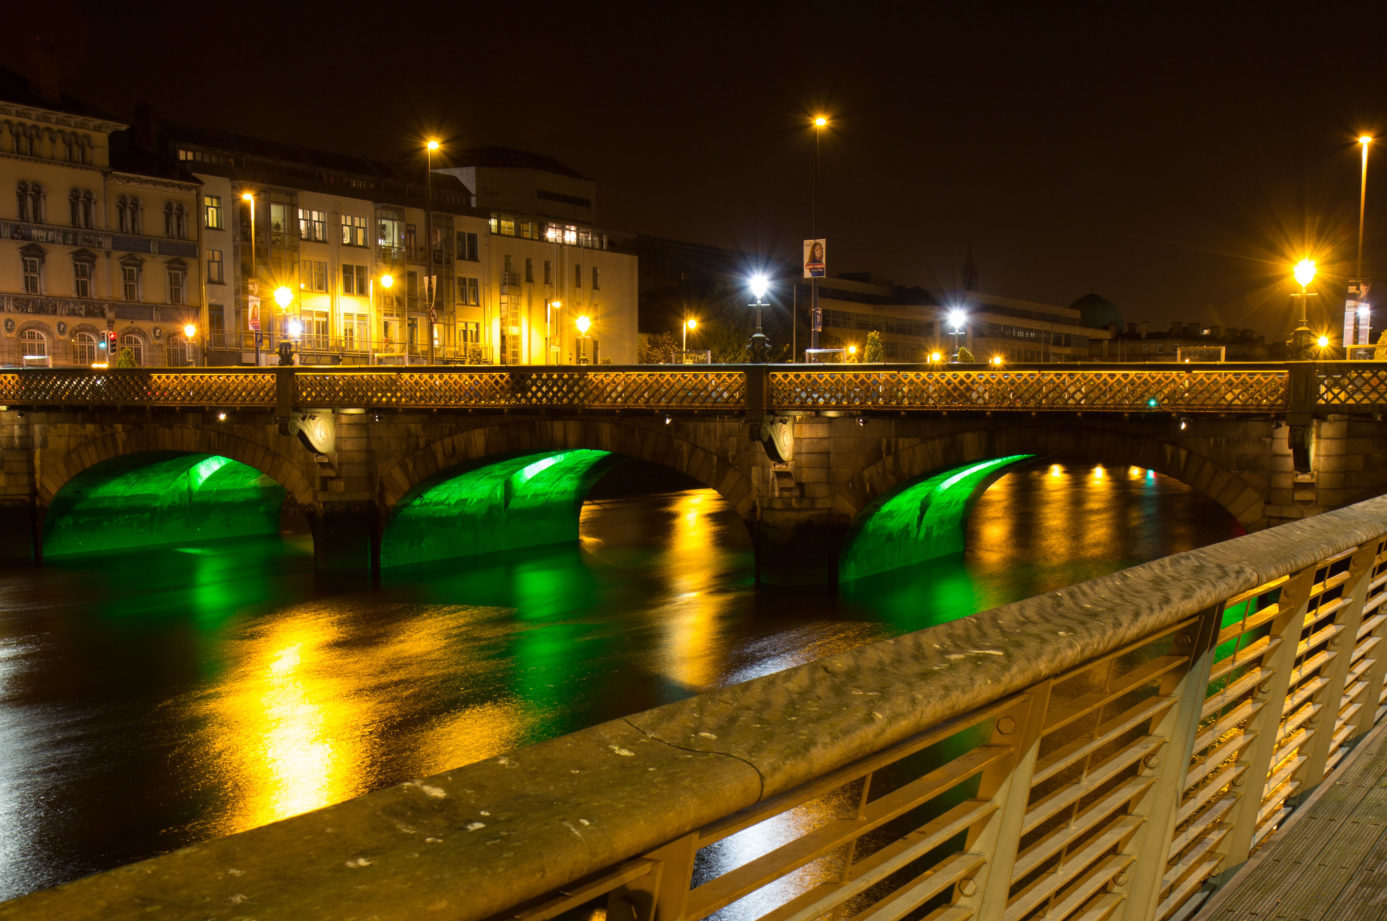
[0,69,202,369]
[173,128,637,367]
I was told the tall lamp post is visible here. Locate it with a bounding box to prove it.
[425,138,440,364]
[683,317,697,353]
[183,322,200,367]
[748,273,770,362]
[576,314,591,364]
[1349,136,1374,355]
[809,115,828,355]
[947,307,967,362]
[242,191,260,366]
[1291,258,1318,359]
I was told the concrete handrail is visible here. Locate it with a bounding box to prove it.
[5,496,1387,920]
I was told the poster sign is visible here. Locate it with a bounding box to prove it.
[247,295,261,331]
[812,307,823,332]
[803,239,826,279]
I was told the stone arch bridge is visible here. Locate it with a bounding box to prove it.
[2,362,1385,585]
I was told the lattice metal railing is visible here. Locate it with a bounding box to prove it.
[8,364,1387,414]
[769,369,1290,413]
[0,369,276,407]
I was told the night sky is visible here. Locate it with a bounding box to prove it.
[7,2,1387,336]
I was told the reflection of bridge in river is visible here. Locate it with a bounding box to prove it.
[3,362,1387,584]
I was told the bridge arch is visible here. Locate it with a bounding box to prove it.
[836,422,1267,533]
[379,419,757,519]
[38,426,314,510]
[377,419,759,567]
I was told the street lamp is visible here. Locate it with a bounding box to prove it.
[1358,136,1373,280]
[242,191,260,366]
[546,299,561,364]
[809,114,829,355]
[947,307,967,361]
[1290,258,1318,359]
[576,313,592,364]
[748,273,771,362]
[273,286,295,365]
[425,138,440,365]
[683,317,697,352]
[183,322,199,367]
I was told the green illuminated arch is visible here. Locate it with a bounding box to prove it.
[44,452,286,557]
[381,449,624,568]
[839,454,1034,583]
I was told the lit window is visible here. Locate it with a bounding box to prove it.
[205,195,223,229]
[73,258,93,297]
[207,249,224,283]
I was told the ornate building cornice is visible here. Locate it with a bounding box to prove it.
[0,101,126,134]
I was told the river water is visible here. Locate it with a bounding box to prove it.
[0,459,1241,902]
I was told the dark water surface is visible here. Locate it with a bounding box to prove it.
[0,460,1240,901]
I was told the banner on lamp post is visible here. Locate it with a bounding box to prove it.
[803,239,826,279]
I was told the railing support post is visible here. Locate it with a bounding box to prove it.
[1214,566,1315,877]
[956,686,1052,919]
[1120,608,1222,921]
[1353,541,1387,738]
[1293,542,1378,795]
[607,832,698,921]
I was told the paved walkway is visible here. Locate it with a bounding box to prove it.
[1195,718,1387,920]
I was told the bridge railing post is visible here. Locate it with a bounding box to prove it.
[745,365,768,423]
[1292,542,1377,796]
[275,366,296,418]
[1352,539,1387,739]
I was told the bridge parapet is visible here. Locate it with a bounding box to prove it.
[8,495,1387,921]
[0,362,1383,415]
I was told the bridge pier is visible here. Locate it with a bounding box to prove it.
[755,507,849,587]
[309,500,381,577]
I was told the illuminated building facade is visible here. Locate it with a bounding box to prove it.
[0,66,202,368]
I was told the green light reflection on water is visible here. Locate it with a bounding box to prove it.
[839,454,1033,583]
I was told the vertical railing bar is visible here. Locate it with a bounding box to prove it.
[1213,564,1315,881]
[955,684,1053,920]
[1292,542,1377,798]
[1119,606,1222,921]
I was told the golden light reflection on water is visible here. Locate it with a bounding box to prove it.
[657,490,735,691]
[202,612,356,834]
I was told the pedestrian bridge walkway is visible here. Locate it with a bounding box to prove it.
[1195,718,1387,921]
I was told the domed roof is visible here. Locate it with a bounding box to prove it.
[1071,292,1122,329]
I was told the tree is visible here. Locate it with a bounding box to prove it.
[116,347,137,368]
[639,331,680,364]
[957,346,976,364]
[864,330,884,363]
[1374,331,1387,360]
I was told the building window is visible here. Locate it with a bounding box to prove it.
[456,231,479,261]
[342,264,369,296]
[302,259,328,292]
[73,258,93,297]
[592,266,599,290]
[207,249,224,283]
[21,254,42,294]
[458,276,479,306]
[341,215,367,246]
[121,259,142,301]
[117,195,143,233]
[298,208,327,242]
[166,338,189,367]
[525,257,534,283]
[544,260,552,285]
[20,329,47,366]
[17,181,44,223]
[270,202,289,245]
[378,215,404,252]
[205,195,223,229]
[164,202,188,238]
[68,189,94,228]
[73,330,98,366]
[120,333,144,366]
[498,218,515,236]
[167,265,186,305]
[575,264,582,288]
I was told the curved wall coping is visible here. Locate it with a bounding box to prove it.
[6,495,1387,921]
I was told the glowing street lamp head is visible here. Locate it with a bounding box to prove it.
[847,344,858,356]
[749,273,769,300]
[576,314,592,335]
[379,273,393,289]
[1317,334,1330,349]
[286,318,303,339]
[813,115,828,128]
[947,307,967,331]
[426,139,440,152]
[241,191,254,202]
[686,318,698,331]
[1293,258,1316,289]
[273,286,293,309]
[990,354,1004,366]
[183,323,197,340]
[1361,136,1374,146]
[929,351,943,363]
